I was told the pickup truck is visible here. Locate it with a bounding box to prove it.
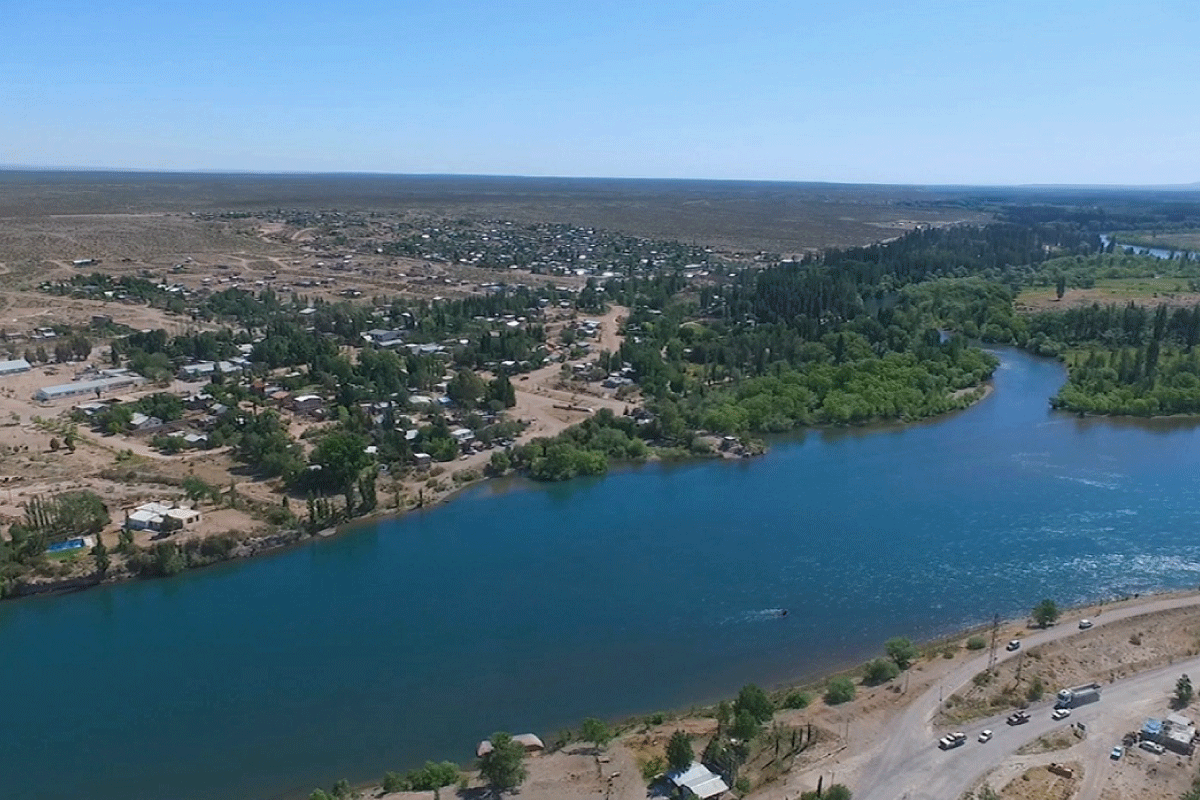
[1006,710,1030,725]
[938,732,967,750]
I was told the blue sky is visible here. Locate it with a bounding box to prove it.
[4,0,1198,184]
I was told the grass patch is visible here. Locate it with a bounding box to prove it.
[1016,729,1081,755]
[1018,276,1196,305]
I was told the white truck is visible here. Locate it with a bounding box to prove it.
[938,732,967,750]
[1055,682,1101,709]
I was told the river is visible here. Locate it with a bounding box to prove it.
[6,348,1200,800]
[1100,233,1198,260]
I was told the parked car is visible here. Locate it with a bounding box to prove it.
[1079,619,1093,629]
[938,732,967,750]
[1007,710,1030,725]
[978,729,993,743]
[1051,707,1072,720]
[1110,746,1124,760]
[1139,740,1165,754]
[1006,640,1021,651]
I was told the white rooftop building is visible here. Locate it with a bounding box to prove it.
[669,763,729,800]
[0,358,31,376]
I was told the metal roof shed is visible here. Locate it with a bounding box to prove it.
[0,358,31,375]
[669,763,729,799]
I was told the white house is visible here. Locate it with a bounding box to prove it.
[125,502,201,532]
[668,763,729,800]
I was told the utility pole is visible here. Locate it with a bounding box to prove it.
[987,612,1000,674]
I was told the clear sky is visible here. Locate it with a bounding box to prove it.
[4,0,1197,185]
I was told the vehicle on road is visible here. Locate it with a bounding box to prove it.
[1055,682,1102,708]
[938,732,967,750]
[1051,707,1072,720]
[1139,740,1165,754]
[978,730,993,743]
[1006,710,1030,725]
[1079,619,1093,629]
[1006,640,1020,651]
[1110,746,1124,760]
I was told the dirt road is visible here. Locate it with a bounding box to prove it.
[854,593,1200,800]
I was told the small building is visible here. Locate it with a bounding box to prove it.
[0,358,31,376]
[668,763,729,800]
[1163,713,1197,755]
[362,329,405,347]
[414,453,432,470]
[125,502,201,532]
[129,412,164,431]
[291,394,325,416]
[178,360,242,381]
[35,374,145,402]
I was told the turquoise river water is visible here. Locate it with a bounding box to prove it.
[5,348,1200,799]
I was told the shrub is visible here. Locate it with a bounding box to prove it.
[824,676,856,705]
[966,635,987,650]
[862,658,900,686]
[640,756,665,783]
[782,691,811,709]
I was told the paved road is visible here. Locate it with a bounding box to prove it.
[855,593,1200,800]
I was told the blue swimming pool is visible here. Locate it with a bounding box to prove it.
[46,538,86,553]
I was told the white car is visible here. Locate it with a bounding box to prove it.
[1006,640,1021,651]
[1079,619,1093,629]
[1051,707,1071,720]
[978,729,993,743]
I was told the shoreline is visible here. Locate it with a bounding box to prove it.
[334,585,1200,800]
[4,376,1002,602]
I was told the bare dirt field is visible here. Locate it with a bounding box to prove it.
[0,171,991,254]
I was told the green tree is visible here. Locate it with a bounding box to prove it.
[1056,275,1067,300]
[824,676,856,705]
[447,368,486,409]
[487,450,511,476]
[91,537,110,576]
[715,700,732,732]
[730,708,760,741]
[1175,674,1194,709]
[862,658,900,686]
[885,637,919,669]
[183,476,215,505]
[1032,599,1059,628]
[665,729,693,772]
[734,683,774,722]
[580,717,612,751]
[307,431,370,496]
[478,732,527,795]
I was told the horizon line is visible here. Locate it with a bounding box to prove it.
[2,165,1199,192]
